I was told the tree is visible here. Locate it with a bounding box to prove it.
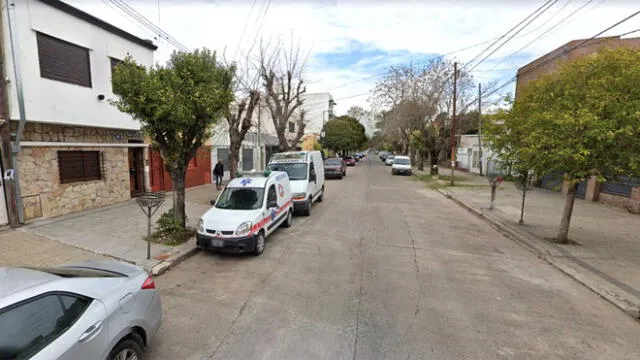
[323,116,367,156]
[222,51,261,179]
[259,38,308,151]
[112,49,235,227]
[488,48,640,243]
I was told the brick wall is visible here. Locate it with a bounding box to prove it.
[516,37,640,97]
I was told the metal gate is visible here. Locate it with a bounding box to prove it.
[242,148,254,171]
[600,176,639,198]
[217,148,229,170]
[576,179,587,199]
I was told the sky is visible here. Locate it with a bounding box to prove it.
[67,0,640,115]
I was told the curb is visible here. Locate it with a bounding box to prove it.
[436,188,640,320]
[149,247,201,276]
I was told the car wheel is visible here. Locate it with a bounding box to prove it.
[282,209,293,228]
[338,174,343,179]
[303,198,312,216]
[392,170,396,175]
[108,335,144,360]
[317,187,324,202]
[343,171,346,177]
[253,231,265,256]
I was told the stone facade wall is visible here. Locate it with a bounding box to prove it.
[19,146,130,220]
[11,122,143,220]
[12,122,142,143]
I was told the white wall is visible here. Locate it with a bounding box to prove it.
[2,0,155,130]
[300,92,333,135]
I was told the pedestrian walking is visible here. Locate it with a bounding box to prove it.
[213,160,224,190]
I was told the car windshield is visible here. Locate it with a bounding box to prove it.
[267,163,308,181]
[326,159,342,165]
[394,158,410,165]
[344,157,353,160]
[215,187,265,210]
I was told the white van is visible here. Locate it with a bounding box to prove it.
[196,170,293,256]
[267,151,325,216]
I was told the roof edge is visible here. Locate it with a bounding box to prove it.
[39,0,158,51]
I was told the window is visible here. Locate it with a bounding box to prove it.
[58,151,103,184]
[266,163,307,181]
[110,57,123,93]
[0,294,89,359]
[37,32,91,87]
[267,185,277,206]
[215,188,265,210]
[288,121,295,133]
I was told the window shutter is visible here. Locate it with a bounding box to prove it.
[37,32,92,87]
[58,151,102,184]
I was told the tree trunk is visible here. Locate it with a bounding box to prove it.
[229,148,240,180]
[170,165,188,228]
[430,150,439,175]
[418,151,424,171]
[228,138,242,180]
[556,183,578,244]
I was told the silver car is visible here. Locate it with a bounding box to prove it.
[0,260,162,360]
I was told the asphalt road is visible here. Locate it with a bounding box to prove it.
[147,157,640,360]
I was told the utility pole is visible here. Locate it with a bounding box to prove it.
[450,61,458,186]
[477,83,483,176]
[257,99,262,170]
[0,6,19,226]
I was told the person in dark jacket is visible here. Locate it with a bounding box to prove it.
[213,160,224,190]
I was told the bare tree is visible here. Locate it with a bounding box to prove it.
[258,38,309,151]
[222,49,262,179]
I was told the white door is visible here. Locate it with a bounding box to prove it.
[0,176,9,225]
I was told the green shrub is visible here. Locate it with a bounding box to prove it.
[149,211,195,246]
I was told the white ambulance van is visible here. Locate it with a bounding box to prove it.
[196,170,293,256]
[266,151,325,216]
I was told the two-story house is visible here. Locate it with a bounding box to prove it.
[0,0,157,223]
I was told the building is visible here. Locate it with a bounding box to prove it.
[0,0,157,223]
[299,93,336,136]
[515,35,640,213]
[456,134,496,175]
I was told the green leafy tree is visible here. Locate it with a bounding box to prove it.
[323,116,367,156]
[112,49,235,227]
[487,48,640,243]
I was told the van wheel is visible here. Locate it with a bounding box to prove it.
[302,198,312,216]
[317,187,324,202]
[282,209,293,228]
[253,231,265,256]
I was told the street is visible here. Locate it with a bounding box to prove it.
[147,158,640,360]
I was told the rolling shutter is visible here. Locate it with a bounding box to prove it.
[58,151,102,184]
[37,32,92,87]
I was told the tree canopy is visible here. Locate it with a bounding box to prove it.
[112,49,235,226]
[322,116,367,155]
[485,47,640,242]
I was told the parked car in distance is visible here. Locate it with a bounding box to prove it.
[324,157,346,179]
[344,156,357,166]
[391,155,412,175]
[385,155,395,166]
[379,151,389,161]
[0,260,162,360]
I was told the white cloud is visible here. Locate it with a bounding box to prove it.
[67,0,640,114]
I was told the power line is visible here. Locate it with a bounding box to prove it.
[107,0,189,52]
[233,0,258,59]
[479,0,595,75]
[463,0,557,70]
[465,0,559,72]
[460,11,640,113]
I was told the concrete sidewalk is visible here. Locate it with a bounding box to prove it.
[21,184,220,274]
[417,169,640,318]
